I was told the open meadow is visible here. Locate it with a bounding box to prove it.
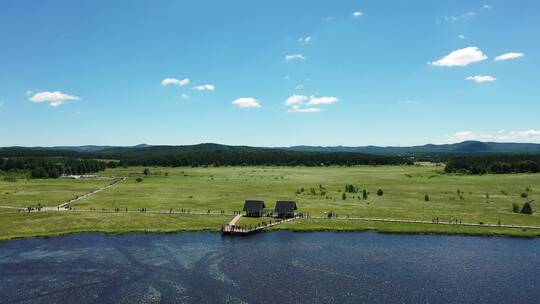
[1,164,539,240]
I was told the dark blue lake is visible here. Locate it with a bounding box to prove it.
[0,232,539,303]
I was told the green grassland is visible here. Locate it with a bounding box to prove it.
[0,177,114,208]
[1,164,539,240]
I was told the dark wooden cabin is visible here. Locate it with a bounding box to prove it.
[274,201,297,218]
[243,200,266,217]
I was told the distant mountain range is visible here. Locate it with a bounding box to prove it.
[2,141,540,155]
[282,141,540,154]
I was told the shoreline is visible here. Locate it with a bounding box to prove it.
[1,213,539,243]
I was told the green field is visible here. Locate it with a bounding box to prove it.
[0,177,115,208]
[1,164,539,240]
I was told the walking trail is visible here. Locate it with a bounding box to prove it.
[228,214,242,226]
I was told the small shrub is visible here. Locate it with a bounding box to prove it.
[424,195,430,202]
[345,184,357,193]
[377,189,383,196]
[136,177,143,182]
[512,203,520,213]
[342,192,346,200]
[521,193,528,198]
[362,189,368,200]
[143,168,150,175]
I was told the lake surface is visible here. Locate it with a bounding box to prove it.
[0,232,539,304]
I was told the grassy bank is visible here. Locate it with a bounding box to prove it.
[1,165,539,240]
[1,211,538,241]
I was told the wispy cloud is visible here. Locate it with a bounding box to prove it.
[445,4,492,22]
[445,11,476,22]
[180,93,190,99]
[298,36,312,44]
[161,78,190,86]
[284,95,338,113]
[399,100,419,105]
[192,84,215,91]
[29,91,80,107]
[322,17,336,22]
[447,129,540,143]
[495,52,524,61]
[458,34,466,39]
[466,75,496,83]
[285,54,306,62]
[352,11,363,18]
[429,46,487,67]
[232,97,261,108]
[289,106,321,113]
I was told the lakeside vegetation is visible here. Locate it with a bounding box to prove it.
[1,164,539,240]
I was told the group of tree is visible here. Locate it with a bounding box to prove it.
[512,201,533,215]
[0,157,108,178]
[445,154,540,174]
[1,144,412,168]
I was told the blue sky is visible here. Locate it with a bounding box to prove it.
[1,0,539,147]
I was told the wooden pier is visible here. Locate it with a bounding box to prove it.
[221,216,299,235]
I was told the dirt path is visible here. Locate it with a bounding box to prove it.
[57,177,127,209]
[228,214,242,226]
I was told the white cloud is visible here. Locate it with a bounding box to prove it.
[289,107,322,113]
[29,91,80,107]
[298,36,312,44]
[192,84,215,91]
[466,75,496,83]
[482,4,493,10]
[322,17,336,22]
[308,96,339,105]
[495,52,524,61]
[26,90,33,95]
[429,46,487,67]
[232,97,261,108]
[285,54,306,62]
[284,95,338,113]
[458,34,466,39]
[180,93,190,99]
[161,78,190,86]
[285,95,308,106]
[353,11,363,18]
[447,129,540,143]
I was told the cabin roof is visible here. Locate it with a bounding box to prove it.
[243,200,266,212]
[274,201,297,213]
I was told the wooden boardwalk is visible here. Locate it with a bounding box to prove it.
[221,216,299,235]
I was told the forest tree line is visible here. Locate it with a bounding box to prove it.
[444,154,540,174]
[0,157,109,178]
[114,150,413,167]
